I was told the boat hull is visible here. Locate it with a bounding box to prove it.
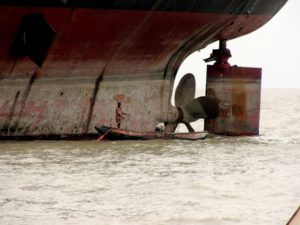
[95,126,209,141]
[0,0,287,139]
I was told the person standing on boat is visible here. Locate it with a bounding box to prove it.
[115,102,127,128]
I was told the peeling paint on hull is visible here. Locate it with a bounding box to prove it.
[0,74,177,138]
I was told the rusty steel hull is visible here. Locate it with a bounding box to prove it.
[0,0,287,139]
[205,65,262,136]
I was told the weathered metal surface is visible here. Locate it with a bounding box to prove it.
[0,0,287,138]
[0,74,178,138]
[204,65,262,136]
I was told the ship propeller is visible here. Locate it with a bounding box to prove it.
[172,73,219,132]
[175,73,196,108]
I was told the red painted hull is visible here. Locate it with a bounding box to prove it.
[0,7,277,78]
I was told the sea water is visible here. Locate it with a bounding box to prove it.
[0,89,299,225]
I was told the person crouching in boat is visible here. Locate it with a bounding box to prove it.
[115,102,128,128]
[155,122,168,132]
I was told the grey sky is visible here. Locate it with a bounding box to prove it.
[177,0,300,89]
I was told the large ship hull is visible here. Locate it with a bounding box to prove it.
[0,0,287,139]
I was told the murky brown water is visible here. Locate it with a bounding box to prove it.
[0,89,300,225]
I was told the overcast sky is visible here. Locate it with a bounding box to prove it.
[177,0,300,89]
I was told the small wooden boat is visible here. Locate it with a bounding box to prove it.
[95,126,209,141]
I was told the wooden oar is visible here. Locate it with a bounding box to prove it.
[97,128,112,141]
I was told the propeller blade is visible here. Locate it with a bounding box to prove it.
[198,96,219,119]
[175,73,196,107]
[181,96,219,123]
[183,121,195,132]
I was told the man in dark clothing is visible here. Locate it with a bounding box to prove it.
[115,102,127,128]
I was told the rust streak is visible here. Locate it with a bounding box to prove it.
[83,72,103,135]
[1,91,20,133]
[7,91,20,121]
[12,73,37,132]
